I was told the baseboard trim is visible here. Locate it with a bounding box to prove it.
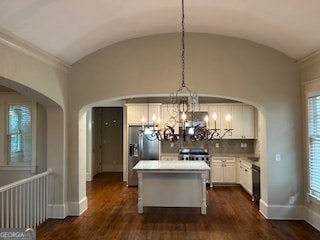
[67,197,88,216]
[306,207,320,231]
[259,199,305,219]
[47,204,67,219]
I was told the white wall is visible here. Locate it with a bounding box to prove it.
[0,30,310,221]
[69,33,301,218]
[299,53,320,230]
[0,30,69,219]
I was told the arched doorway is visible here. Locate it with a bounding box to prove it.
[79,95,266,211]
[0,76,67,219]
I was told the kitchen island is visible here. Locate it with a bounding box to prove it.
[133,160,210,215]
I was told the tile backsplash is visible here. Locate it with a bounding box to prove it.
[161,138,256,155]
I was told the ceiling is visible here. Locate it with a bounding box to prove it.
[1,0,320,65]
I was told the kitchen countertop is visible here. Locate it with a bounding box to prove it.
[160,152,261,167]
[238,156,260,167]
[133,160,211,171]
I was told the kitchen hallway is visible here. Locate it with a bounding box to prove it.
[36,173,320,240]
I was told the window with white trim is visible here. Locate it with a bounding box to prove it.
[7,104,33,164]
[0,93,37,171]
[307,95,320,200]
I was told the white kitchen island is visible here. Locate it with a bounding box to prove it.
[133,160,210,215]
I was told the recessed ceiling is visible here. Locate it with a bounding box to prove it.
[1,0,320,65]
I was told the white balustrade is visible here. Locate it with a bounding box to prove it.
[0,168,52,228]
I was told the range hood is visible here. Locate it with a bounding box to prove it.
[181,111,208,128]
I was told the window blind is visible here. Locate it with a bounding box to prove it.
[308,96,320,200]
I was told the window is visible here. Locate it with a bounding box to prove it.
[307,95,320,200]
[0,93,37,171]
[7,104,32,164]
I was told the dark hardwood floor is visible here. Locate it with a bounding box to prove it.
[37,172,320,240]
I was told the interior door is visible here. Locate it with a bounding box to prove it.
[101,107,123,172]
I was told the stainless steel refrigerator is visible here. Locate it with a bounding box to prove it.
[127,125,160,186]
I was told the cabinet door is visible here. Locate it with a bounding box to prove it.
[224,163,236,183]
[148,104,161,124]
[231,105,255,139]
[242,105,255,138]
[127,105,146,124]
[239,164,245,186]
[230,106,242,138]
[208,105,221,129]
[211,162,224,182]
[220,105,232,139]
[239,161,252,195]
[127,104,161,125]
[160,156,179,161]
[245,167,253,194]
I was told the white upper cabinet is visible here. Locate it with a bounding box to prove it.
[208,105,221,129]
[208,105,233,138]
[126,103,255,139]
[208,104,255,139]
[126,103,161,125]
[231,105,255,139]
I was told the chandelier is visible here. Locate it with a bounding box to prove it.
[140,0,232,142]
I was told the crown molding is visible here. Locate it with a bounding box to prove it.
[0,27,70,73]
[297,50,320,68]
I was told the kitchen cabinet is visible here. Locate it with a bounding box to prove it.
[239,159,252,195]
[208,105,233,138]
[208,104,254,139]
[160,155,179,161]
[211,157,236,183]
[126,103,161,125]
[231,105,255,139]
[208,105,221,129]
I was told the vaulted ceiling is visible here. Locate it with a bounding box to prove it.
[1,0,320,65]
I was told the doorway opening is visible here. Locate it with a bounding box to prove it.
[92,107,123,178]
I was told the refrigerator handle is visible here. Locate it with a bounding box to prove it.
[139,133,143,159]
[129,144,134,157]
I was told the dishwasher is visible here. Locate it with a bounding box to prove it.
[252,165,261,204]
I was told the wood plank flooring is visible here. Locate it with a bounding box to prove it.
[36,172,320,240]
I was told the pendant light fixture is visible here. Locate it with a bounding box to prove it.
[141,0,233,142]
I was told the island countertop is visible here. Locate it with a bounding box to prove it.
[133,160,210,171]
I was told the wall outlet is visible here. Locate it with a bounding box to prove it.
[289,196,295,204]
[215,142,219,148]
[241,143,247,148]
[275,153,281,162]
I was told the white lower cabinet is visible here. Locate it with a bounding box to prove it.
[160,155,179,161]
[211,157,236,184]
[238,159,252,195]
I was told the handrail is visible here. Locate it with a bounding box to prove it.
[0,168,53,192]
[0,168,53,228]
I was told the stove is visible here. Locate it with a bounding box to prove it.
[179,147,211,166]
